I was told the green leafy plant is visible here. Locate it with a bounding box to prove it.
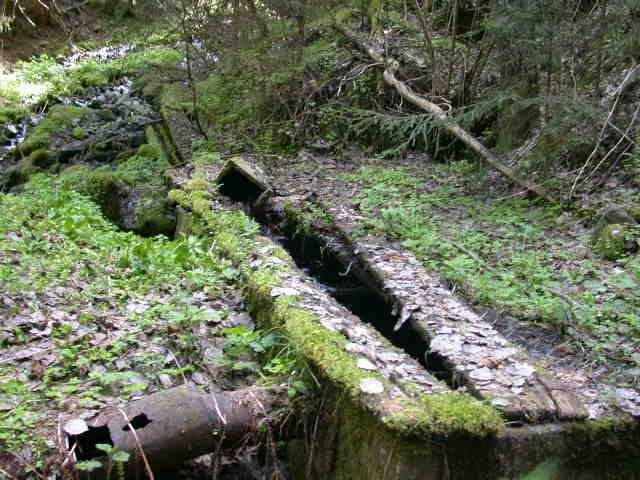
[95,443,130,480]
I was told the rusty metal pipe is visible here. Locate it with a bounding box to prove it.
[68,384,287,476]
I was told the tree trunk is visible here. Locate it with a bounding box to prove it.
[335,23,558,204]
[67,385,289,478]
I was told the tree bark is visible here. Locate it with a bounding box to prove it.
[68,385,289,478]
[335,23,558,204]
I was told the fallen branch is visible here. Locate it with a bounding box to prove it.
[335,23,558,204]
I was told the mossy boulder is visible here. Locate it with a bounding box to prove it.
[131,189,177,237]
[1,150,57,190]
[60,166,127,223]
[594,224,628,260]
[593,206,637,231]
[1,158,39,190]
[59,142,177,237]
[29,149,56,169]
[19,105,88,155]
[591,207,638,259]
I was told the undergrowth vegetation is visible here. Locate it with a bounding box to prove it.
[0,173,271,464]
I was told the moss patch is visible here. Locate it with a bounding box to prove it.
[334,397,439,480]
[387,393,504,438]
[20,105,88,155]
[274,299,380,398]
[593,224,628,260]
[72,127,88,140]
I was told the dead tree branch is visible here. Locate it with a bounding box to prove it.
[335,23,558,204]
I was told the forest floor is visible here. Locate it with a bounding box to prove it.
[1,12,640,478]
[0,40,290,478]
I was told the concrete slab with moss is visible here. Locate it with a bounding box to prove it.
[167,164,640,479]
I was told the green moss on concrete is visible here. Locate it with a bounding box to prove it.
[273,298,381,398]
[335,397,439,480]
[518,459,562,480]
[172,169,504,441]
[20,105,88,155]
[387,393,504,438]
[563,418,640,477]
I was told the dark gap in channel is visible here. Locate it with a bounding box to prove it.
[263,221,454,385]
[219,170,264,204]
[212,183,456,389]
[219,175,458,387]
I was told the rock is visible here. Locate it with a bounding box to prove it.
[591,207,639,259]
[469,367,494,383]
[572,244,590,259]
[29,149,56,169]
[5,124,18,138]
[131,190,177,237]
[593,224,628,260]
[591,207,637,242]
[357,358,377,371]
[359,377,384,394]
[158,373,173,388]
[63,418,89,436]
[229,312,255,330]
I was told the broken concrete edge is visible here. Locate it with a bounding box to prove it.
[216,157,272,193]
[168,174,505,440]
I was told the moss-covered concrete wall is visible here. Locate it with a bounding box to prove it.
[163,129,640,480]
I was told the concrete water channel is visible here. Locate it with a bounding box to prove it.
[2,47,639,477]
